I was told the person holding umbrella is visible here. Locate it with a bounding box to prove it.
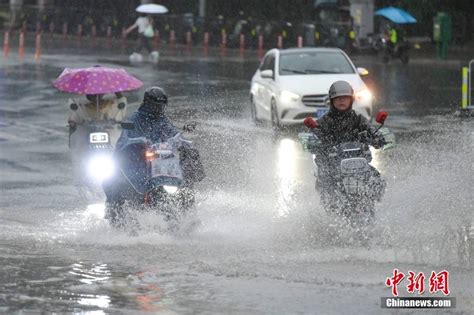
[67,92,127,130]
[125,13,154,55]
[53,66,143,200]
[53,65,143,149]
[125,4,168,62]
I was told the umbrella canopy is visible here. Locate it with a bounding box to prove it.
[136,4,168,14]
[375,7,417,24]
[53,65,143,94]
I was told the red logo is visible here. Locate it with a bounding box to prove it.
[386,269,450,297]
[429,270,450,295]
[407,271,425,294]
[385,269,405,297]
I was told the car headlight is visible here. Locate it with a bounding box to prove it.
[356,89,373,102]
[280,90,300,103]
[163,185,178,194]
[87,155,115,182]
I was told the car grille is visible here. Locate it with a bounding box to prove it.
[302,94,330,107]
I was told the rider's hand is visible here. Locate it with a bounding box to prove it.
[303,116,318,129]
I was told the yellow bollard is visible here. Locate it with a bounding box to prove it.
[461,67,468,109]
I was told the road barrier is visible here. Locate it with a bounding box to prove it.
[121,27,128,48]
[297,36,303,48]
[154,30,160,50]
[106,26,112,48]
[1,26,325,62]
[169,30,176,49]
[239,34,245,51]
[461,60,474,111]
[77,24,83,41]
[34,33,41,61]
[258,35,264,51]
[219,31,227,56]
[186,31,192,50]
[203,32,209,55]
[3,31,10,57]
[91,25,97,44]
[49,22,55,38]
[18,32,25,59]
[62,23,68,40]
[221,30,227,48]
[203,32,209,47]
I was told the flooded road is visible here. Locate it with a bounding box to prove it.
[0,50,473,314]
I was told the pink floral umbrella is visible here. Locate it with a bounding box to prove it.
[53,65,143,94]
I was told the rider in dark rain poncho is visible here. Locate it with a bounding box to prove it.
[103,87,205,208]
[115,87,180,151]
[303,80,387,212]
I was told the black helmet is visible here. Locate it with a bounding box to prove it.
[141,86,168,114]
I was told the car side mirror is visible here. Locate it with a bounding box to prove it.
[357,67,369,76]
[261,69,274,79]
[120,122,135,130]
[375,111,388,124]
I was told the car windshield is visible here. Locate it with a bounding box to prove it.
[279,52,355,75]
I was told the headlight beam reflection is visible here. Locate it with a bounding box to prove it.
[276,138,299,217]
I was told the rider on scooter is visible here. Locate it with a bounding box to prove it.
[104,87,205,212]
[304,80,387,210]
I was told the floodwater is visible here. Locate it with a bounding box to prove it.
[0,47,473,314]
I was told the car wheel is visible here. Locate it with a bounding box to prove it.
[271,99,281,130]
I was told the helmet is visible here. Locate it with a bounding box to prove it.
[142,86,168,114]
[328,81,354,100]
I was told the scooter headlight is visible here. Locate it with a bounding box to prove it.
[87,155,115,182]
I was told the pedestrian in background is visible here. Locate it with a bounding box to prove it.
[125,13,154,54]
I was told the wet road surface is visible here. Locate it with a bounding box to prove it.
[0,48,473,314]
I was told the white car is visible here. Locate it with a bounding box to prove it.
[250,48,373,126]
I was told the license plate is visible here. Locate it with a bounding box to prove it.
[89,132,109,144]
[151,155,183,180]
[314,108,328,118]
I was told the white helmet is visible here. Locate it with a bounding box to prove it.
[328,80,354,100]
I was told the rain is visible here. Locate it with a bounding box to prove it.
[1,0,473,314]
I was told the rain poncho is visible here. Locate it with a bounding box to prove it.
[115,108,179,152]
[313,107,385,149]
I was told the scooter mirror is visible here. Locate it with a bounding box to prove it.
[120,122,135,130]
[183,121,199,132]
[375,111,388,124]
